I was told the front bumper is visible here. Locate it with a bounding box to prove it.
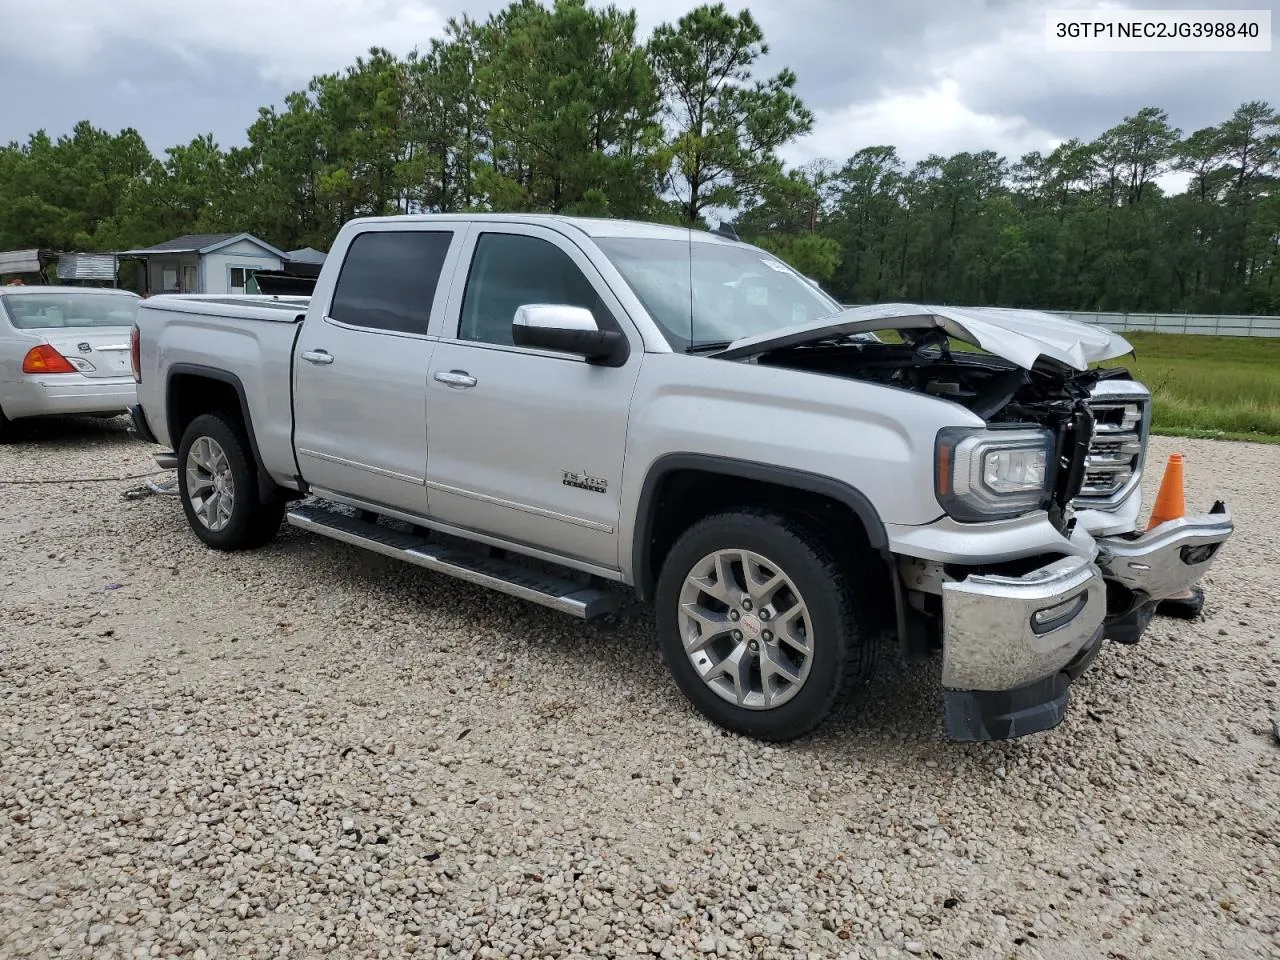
[1,374,137,420]
[942,555,1106,692]
[941,554,1106,740]
[935,501,1233,740]
[1096,502,1233,603]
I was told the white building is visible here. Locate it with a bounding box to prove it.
[119,233,288,296]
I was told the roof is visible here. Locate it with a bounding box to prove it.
[338,213,746,245]
[0,285,139,298]
[286,246,327,264]
[120,233,237,254]
[118,232,288,259]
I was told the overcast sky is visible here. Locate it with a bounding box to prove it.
[0,0,1274,174]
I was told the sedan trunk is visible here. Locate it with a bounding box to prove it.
[38,328,135,379]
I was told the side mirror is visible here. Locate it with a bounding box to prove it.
[512,304,627,366]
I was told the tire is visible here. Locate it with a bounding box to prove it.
[177,412,284,551]
[0,407,11,444]
[655,508,878,742]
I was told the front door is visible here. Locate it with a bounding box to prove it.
[181,263,198,294]
[292,227,459,514]
[424,224,643,570]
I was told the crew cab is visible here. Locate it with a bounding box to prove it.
[129,214,1234,742]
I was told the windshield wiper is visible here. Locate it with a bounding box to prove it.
[686,340,732,354]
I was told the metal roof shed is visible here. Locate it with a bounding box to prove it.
[56,253,120,284]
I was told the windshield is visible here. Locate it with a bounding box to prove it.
[595,236,841,351]
[0,291,139,330]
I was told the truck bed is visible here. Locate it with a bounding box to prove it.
[135,294,309,487]
[139,294,312,323]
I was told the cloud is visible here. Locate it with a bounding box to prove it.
[0,0,445,85]
[785,78,1062,168]
[0,0,1273,174]
[780,0,1276,169]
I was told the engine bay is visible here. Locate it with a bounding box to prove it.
[753,329,1141,524]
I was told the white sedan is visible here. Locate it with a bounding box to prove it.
[0,285,141,440]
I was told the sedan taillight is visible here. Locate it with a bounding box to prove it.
[22,344,77,374]
[130,324,141,383]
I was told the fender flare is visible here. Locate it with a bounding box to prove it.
[166,363,277,501]
[630,453,888,602]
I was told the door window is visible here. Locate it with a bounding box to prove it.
[458,233,608,347]
[329,231,453,335]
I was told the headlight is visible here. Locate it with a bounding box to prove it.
[935,426,1054,521]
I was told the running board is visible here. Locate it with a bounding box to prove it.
[286,504,618,619]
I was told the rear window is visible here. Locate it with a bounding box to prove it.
[0,292,139,330]
[329,231,453,335]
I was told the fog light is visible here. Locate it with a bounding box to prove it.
[1031,594,1086,634]
[1180,543,1218,565]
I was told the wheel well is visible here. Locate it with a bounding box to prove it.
[638,468,893,626]
[168,374,244,449]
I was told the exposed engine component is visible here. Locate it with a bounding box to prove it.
[754,328,1140,528]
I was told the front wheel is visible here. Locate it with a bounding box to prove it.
[177,412,283,551]
[655,508,878,742]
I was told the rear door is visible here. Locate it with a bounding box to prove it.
[292,226,462,514]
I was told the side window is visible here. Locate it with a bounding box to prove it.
[330,230,453,335]
[458,233,608,347]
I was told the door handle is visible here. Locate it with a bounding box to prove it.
[434,370,477,388]
[300,349,334,365]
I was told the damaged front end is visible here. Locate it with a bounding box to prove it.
[1094,500,1234,643]
[723,303,1235,741]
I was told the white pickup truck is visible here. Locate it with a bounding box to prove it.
[130,214,1234,743]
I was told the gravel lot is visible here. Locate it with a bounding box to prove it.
[1,418,1277,960]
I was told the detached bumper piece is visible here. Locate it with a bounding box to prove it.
[1097,502,1232,642]
[940,555,1107,741]
[1097,502,1232,602]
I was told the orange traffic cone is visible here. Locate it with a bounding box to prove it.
[1146,453,1186,530]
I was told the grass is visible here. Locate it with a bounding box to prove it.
[1100,332,1280,443]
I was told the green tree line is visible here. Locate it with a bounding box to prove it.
[1,0,1276,313]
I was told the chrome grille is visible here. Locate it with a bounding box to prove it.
[1074,380,1151,508]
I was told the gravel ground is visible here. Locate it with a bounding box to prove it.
[1,417,1277,960]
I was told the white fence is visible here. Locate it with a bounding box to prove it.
[839,306,1280,337]
[1046,311,1280,337]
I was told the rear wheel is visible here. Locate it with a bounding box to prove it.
[655,508,878,742]
[177,413,283,550]
[0,407,11,444]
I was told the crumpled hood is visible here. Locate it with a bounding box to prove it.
[714,302,1134,371]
